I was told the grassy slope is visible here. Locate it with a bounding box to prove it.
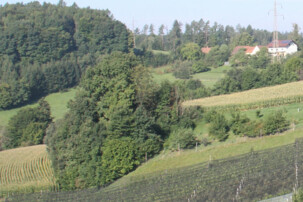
[113,100,303,185]
[152,65,231,88]
[0,88,77,128]
[125,129,303,177]
[0,145,56,196]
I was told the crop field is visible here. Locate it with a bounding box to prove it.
[0,145,57,197]
[182,80,303,109]
[8,139,303,201]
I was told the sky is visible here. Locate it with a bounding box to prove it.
[2,0,303,33]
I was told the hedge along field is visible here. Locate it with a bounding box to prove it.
[0,145,57,197]
[182,81,303,109]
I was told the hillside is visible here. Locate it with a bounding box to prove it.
[0,145,56,197]
[0,2,130,109]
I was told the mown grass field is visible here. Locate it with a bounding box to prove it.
[151,65,231,88]
[0,88,77,129]
[182,80,303,108]
[0,145,57,197]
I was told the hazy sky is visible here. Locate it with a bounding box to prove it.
[2,0,302,33]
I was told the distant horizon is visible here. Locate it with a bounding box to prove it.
[3,0,302,33]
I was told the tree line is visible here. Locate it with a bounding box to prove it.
[134,20,303,53]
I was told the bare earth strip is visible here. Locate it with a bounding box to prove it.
[182,81,303,108]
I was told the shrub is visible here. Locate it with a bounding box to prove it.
[192,60,210,73]
[263,110,289,135]
[230,112,250,136]
[204,110,218,123]
[209,113,229,141]
[164,128,197,151]
[294,189,303,202]
[172,60,192,79]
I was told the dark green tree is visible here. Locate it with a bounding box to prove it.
[209,113,229,141]
[3,99,52,149]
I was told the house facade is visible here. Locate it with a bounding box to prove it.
[267,40,298,57]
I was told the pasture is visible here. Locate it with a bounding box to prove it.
[151,65,231,88]
[0,88,77,129]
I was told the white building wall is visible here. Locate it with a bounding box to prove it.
[251,46,260,55]
[285,43,298,55]
[268,42,298,56]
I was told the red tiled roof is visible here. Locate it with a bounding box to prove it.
[232,46,255,55]
[267,40,294,48]
[201,47,211,54]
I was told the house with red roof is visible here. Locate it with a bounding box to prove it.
[267,40,297,57]
[232,46,264,55]
[201,47,212,54]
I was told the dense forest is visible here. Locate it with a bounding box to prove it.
[2,1,303,192]
[0,1,131,109]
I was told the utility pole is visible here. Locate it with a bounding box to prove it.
[273,0,278,49]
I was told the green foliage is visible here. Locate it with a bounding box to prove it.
[229,112,261,137]
[192,60,210,73]
[209,113,229,141]
[134,49,171,67]
[205,45,230,68]
[180,42,202,61]
[172,60,192,79]
[46,52,165,190]
[230,112,250,136]
[164,128,197,151]
[249,47,271,69]
[294,189,303,202]
[204,109,218,123]
[229,49,249,67]
[101,138,141,184]
[174,79,210,100]
[263,110,290,135]
[283,57,303,80]
[3,99,52,149]
[213,60,299,95]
